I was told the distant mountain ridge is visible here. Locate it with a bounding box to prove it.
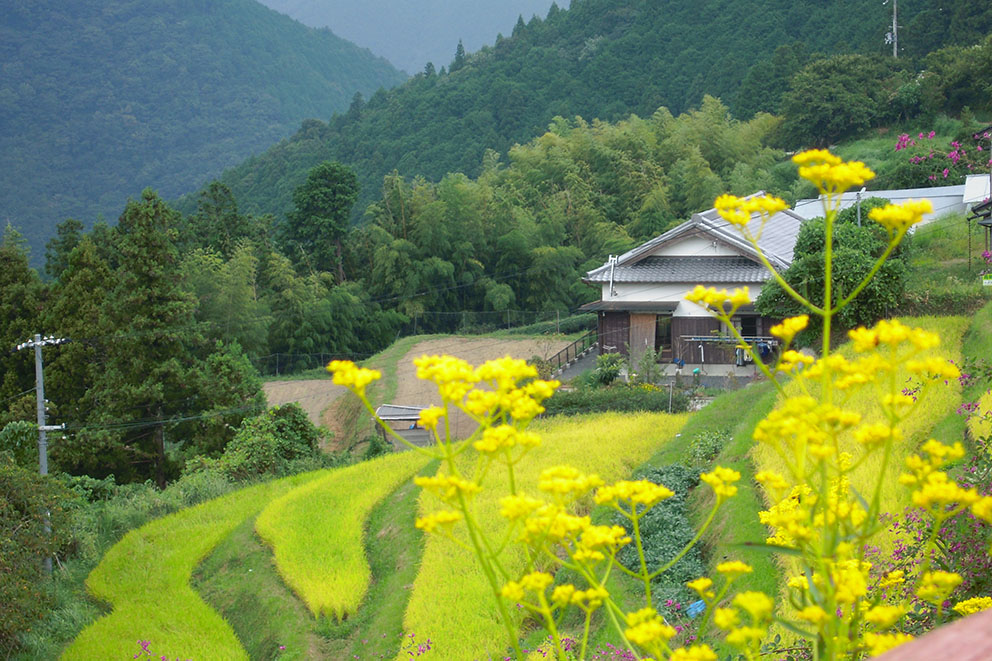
[0,0,407,259]
[257,0,571,74]
[208,0,950,225]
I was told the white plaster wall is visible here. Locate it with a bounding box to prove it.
[602,281,763,317]
[649,236,739,258]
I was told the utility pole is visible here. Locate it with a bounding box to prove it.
[883,0,898,57]
[15,334,68,574]
[892,0,898,58]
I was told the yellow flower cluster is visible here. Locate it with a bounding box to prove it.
[754,470,789,492]
[864,604,905,630]
[868,199,933,234]
[713,193,788,227]
[715,560,753,578]
[594,479,675,509]
[792,149,875,195]
[898,439,983,520]
[687,577,716,601]
[521,504,591,543]
[552,584,609,611]
[500,571,553,602]
[915,570,962,605]
[412,354,560,422]
[326,360,381,395]
[848,319,941,353]
[952,596,992,616]
[414,473,481,504]
[473,425,541,455]
[862,632,913,657]
[713,591,774,655]
[624,607,677,646]
[538,466,604,500]
[685,285,751,311]
[417,405,445,430]
[769,315,809,344]
[414,510,463,533]
[699,466,741,500]
[669,645,718,661]
[905,357,960,380]
[760,485,814,546]
[498,493,543,521]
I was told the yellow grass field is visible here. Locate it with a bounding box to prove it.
[62,470,325,661]
[401,411,690,661]
[254,450,430,620]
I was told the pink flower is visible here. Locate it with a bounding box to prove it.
[928,131,936,139]
[919,132,925,139]
[943,168,949,178]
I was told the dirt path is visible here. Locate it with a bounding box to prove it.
[261,335,572,447]
[391,336,570,438]
[262,379,345,429]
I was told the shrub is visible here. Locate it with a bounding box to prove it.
[617,465,704,608]
[594,352,625,385]
[211,404,325,481]
[544,383,690,416]
[0,455,72,654]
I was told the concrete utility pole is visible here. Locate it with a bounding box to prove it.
[892,0,898,58]
[15,334,68,574]
[883,0,899,57]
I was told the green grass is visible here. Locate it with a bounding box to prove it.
[323,460,440,660]
[402,411,690,661]
[61,470,325,660]
[254,450,430,621]
[193,517,317,661]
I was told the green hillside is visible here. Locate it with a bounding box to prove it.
[201,0,987,222]
[0,0,407,259]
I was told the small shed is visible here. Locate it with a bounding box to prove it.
[374,404,433,450]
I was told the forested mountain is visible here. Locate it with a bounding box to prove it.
[257,0,570,74]
[205,0,987,225]
[0,0,406,260]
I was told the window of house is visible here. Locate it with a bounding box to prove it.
[740,316,758,337]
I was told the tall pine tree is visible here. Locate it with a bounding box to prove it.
[87,190,200,485]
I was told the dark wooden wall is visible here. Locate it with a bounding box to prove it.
[672,316,721,363]
[598,312,630,356]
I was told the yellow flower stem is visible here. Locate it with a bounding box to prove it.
[821,205,835,397]
[744,233,824,316]
[580,608,593,661]
[355,391,443,458]
[536,593,566,659]
[601,599,642,659]
[867,372,900,523]
[714,310,786,397]
[694,579,732,640]
[628,507,653,603]
[453,483,525,659]
[649,501,720,579]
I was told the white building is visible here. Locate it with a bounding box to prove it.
[581,194,803,365]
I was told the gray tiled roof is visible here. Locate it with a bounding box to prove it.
[585,256,770,284]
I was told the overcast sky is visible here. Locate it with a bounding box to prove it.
[258,0,571,74]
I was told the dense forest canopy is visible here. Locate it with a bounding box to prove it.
[0,0,407,261]
[200,0,992,225]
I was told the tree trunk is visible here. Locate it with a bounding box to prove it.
[335,239,346,283]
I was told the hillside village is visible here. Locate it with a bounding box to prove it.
[3,1,992,659]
